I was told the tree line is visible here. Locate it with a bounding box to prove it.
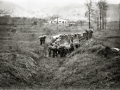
[85,0,109,30]
[0,15,46,25]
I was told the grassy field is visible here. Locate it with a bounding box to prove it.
[93,29,120,48]
[0,22,120,89]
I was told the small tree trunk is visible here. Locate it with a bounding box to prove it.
[104,13,106,29]
[100,8,102,30]
[102,16,104,29]
[102,10,105,29]
[119,4,120,30]
[97,17,99,30]
[101,9,104,29]
[89,10,91,29]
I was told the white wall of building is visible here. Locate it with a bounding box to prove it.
[48,18,67,24]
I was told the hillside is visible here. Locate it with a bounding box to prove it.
[0,0,120,89]
[0,1,119,21]
[0,37,120,89]
[0,1,45,17]
[52,4,119,21]
[50,39,120,89]
[0,24,120,89]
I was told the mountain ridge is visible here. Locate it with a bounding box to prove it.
[0,1,119,21]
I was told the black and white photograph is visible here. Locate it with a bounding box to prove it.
[0,0,120,89]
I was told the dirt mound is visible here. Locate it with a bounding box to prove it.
[0,52,39,87]
[0,51,64,88]
[69,39,119,57]
[0,38,120,89]
[50,39,120,89]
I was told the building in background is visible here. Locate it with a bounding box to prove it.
[48,18,67,24]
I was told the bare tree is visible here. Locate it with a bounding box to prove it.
[92,9,100,30]
[97,0,102,30]
[97,0,108,30]
[119,3,120,30]
[85,0,94,29]
[0,1,12,16]
[102,0,108,29]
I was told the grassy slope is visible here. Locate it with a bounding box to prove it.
[0,25,65,88]
[0,24,120,89]
[51,39,120,89]
[49,28,120,89]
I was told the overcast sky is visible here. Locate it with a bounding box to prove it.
[3,0,120,10]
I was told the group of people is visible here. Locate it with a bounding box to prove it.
[47,42,75,58]
[39,29,93,58]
